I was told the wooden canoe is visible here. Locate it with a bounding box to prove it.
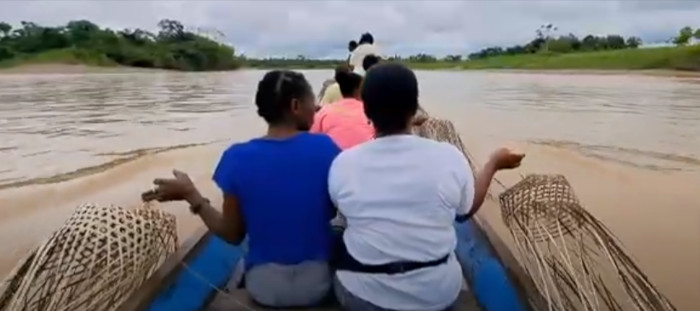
[118,220,529,311]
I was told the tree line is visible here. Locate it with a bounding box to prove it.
[0,19,240,71]
[242,55,343,69]
[467,24,643,60]
[1,20,696,70]
[241,54,466,68]
[672,26,700,46]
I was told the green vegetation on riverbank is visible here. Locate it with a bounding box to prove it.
[459,45,700,70]
[2,20,699,72]
[0,20,240,71]
[244,25,700,72]
[232,45,700,71]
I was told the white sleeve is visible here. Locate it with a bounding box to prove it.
[327,157,341,206]
[453,149,475,216]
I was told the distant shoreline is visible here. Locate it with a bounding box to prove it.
[3,63,700,79]
[0,64,169,75]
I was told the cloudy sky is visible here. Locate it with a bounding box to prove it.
[1,0,699,58]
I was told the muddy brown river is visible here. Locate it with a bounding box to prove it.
[0,70,698,310]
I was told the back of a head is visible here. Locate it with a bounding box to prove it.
[255,70,312,124]
[348,40,358,52]
[361,63,419,134]
[359,32,374,45]
[334,70,363,98]
[362,54,381,72]
[334,64,350,76]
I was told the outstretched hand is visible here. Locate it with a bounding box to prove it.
[489,147,525,170]
[141,170,202,204]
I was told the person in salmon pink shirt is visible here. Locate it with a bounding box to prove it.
[310,69,375,150]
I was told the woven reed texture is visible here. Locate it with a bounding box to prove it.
[413,117,676,311]
[411,117,477,172]
[0,203,177,311]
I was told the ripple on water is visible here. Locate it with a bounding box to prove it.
[0,70,699,187]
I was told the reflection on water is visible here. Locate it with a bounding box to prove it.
[1,70,700,186]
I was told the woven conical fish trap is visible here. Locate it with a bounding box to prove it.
[0,203,178,311]
[413,117,676,311]
[499,175,675,311]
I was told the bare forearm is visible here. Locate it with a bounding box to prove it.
[189,197,243,244]
[197,203,226,235]
[468,160,498,217]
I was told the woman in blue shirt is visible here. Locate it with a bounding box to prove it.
[142,70,341,308]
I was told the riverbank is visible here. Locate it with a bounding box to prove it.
[0,19,240,72]
[458,45,700,71]
[0,64,167,75]
[4,63,700,80]
[243,45,700,72]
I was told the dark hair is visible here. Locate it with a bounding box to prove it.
[362,54,381,71]
[255,70,313,124]
[359,32,374,45]
[335,70,363,98]
[334,64,350,76]
[348,40,358,52]
[361,63,418,134]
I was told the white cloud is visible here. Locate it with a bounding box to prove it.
[0,0,698,58]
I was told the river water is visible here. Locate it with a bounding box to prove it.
[0,70,698,310]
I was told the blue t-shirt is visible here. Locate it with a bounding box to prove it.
[213,132,341,269]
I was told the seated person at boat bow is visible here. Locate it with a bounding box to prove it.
[311,69,374,150]
[319,65,351,107]
[329,63,524,311]
[142,70,339,308]
[350,32,380,76]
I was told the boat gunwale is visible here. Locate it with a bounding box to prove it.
[472,216,545,310]
[118,227,211,311]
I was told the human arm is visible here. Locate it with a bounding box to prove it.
[460,160,498,221]
[188,192,246,245]
[456,148,524,222]
[142,170,246,245]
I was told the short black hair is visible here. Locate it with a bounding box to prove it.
[362,63,418,134]
[359,32,374,45]
[335,70,363,98]
[362,54,381,71]
[348,40,358,52]
[255,70,313,124]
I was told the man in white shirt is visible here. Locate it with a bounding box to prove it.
[329,63,524,311]
[349,32,379,76]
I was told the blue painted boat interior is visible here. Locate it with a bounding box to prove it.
[146,221,526,311]
[146,236,243,311]
[454,221,525,311]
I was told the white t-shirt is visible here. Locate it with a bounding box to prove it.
[349,43,380,76]
[328,135,475,311]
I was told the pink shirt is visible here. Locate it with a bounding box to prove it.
[310,98,375,150]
